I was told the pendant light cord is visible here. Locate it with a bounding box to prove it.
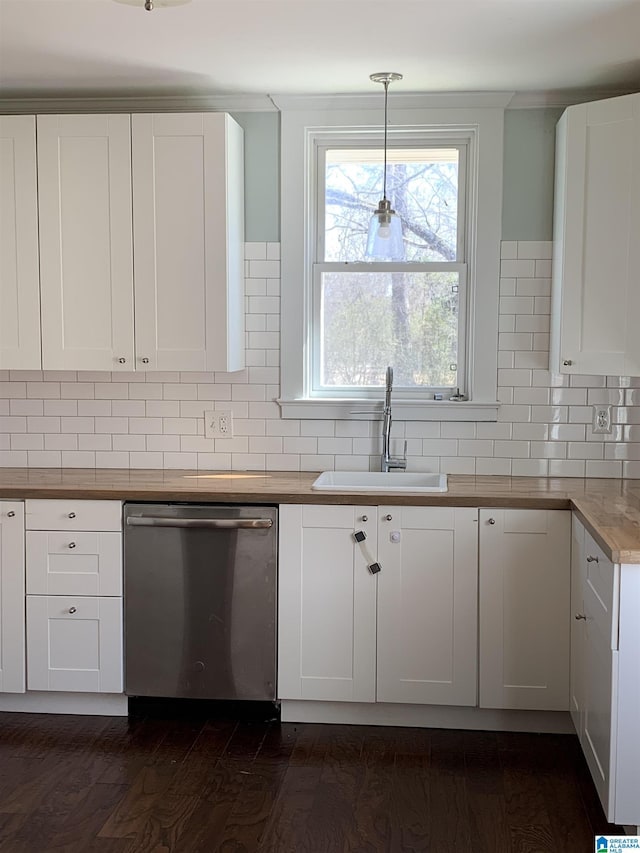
[382,80,389,202]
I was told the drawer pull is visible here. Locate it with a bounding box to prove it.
[384,514,393,521]
[488,517,496,525]
[7,510,15,518]
[586,555,599,563]
[361,515,368,522]
[68,512,76,519]
[68,542,76,549]
[575,613,587,621]
[68,607,77,614]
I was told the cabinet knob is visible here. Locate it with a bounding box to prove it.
[563,360,573,366]
[141,357,150,364]
[118,358,126,364]
[575,613,587,621]
[68,607,77,614]
[488,517,496,525]
[7,511,15,518]
[68,542,76,549]
[361,515,368,522]
[68,512,76,519]
[586,555,599,563]
[384,514,393,521]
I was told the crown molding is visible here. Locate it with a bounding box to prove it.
[271,92,515,111]
[0,93,277,114]
[0,88,637,116]
[507,87,639,109]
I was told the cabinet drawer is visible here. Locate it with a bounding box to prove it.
[26,595,123,693]
[584,530,618,650]
[26,531,122,596]
[25,500,122,532]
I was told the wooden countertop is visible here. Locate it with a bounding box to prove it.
[2,468,640,564]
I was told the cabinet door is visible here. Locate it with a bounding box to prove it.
[132,113,245,372]
[27,595,122,693]
[278,504,376,702]
[0,116,41,370]
[479,509,570,710]
[0,502,25,693]
[581,532,617,816]
[570,514,586,736]
[552,93,640,375]
[37,115,134,372]
[376,506,478,706]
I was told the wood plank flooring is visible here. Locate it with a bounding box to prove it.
[0,699,624,852]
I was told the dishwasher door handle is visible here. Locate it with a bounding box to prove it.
[126,516,273,530]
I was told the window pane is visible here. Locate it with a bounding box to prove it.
[325,148,459,263]
[319,271,459,389]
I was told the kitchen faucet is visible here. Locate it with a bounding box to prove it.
[381,366,407,473]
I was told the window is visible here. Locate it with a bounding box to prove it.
[279,98,507,421]
[315,143,467,398]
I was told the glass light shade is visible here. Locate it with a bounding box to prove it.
[365,207,405,261]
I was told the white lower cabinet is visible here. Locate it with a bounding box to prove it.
[376,506,478,705]
[570,515,640,825]
[278,504,478,706]
[26,595,122,693]
[479,509,570,711]
[0,501,25,693]
[25,499,124,695]
[278,504,377,702]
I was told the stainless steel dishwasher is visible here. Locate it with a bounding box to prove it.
[124,503,277,701]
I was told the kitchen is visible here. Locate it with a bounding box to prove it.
[1,0,640,850]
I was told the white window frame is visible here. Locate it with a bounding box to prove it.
[312,134,468,399]
[278,95,508,421]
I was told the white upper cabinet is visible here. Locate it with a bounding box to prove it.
[37,114,135,372]
[0,116,42,370]
[132,113,245,372]
[10,111,244,373]
[551,92,640,375]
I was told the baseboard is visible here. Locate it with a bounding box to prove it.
[0,692,128,716]
[280,700,574,733]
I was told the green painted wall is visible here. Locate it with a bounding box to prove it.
[502,107,563,241]
[236,107,563,244]
[231,111,280,243]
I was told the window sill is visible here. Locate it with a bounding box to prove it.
[277,398,500,422]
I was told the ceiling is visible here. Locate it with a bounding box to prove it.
[0,0,639,101]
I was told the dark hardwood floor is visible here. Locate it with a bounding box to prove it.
[0,699,623,852]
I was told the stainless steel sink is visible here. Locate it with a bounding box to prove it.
[311,471,448,493]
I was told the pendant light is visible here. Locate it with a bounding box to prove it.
[365,72,404,261]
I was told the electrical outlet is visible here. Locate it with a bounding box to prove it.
[204,410,234,439]
[592,405,612,434]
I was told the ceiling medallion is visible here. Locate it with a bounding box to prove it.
[113,0,192,11]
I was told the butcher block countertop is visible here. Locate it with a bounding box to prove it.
[2,468,640,564]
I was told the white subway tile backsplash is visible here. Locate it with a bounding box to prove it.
[586,460,623,478]
[10,400,43,416]
[501,259,535,277]
[476,457,512,475]
[11,434,44,450]
[0,240,638,477]
[549,460,585,477]
[512,459,549,476]
[45,434,78,451]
